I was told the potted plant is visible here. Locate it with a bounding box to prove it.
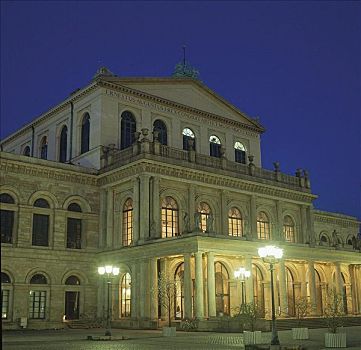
[292,296,310,340]
[323,289,346,348]
[237,302,264,346]
[152,271,178,337]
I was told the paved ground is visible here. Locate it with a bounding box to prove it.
[2,326,361,349]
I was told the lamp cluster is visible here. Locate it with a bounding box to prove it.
[98,265,120,276]
[258,245,283,260]
[234,267,251,280]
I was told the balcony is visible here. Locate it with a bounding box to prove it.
[100,136,311,193]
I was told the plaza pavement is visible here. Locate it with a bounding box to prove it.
[2,326,361,349]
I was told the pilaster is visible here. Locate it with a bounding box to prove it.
[207,252,216,317]
[184,253,193,319]
[194,252,204,318]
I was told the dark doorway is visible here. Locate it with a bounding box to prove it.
[64,291,79,320]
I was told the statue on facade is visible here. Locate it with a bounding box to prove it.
[332,229,339,247]
[183,212,190,234]
[206,213,214,233]
[194,212,201,232]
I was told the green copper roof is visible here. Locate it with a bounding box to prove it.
[172,60,200,80]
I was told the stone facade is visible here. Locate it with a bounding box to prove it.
[1,71,360,330]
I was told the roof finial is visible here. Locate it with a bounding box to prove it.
[172,45,200,80]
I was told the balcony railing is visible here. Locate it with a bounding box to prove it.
[101,139,311,192]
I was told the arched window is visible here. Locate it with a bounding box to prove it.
[215,262,230,316]
[234,142,246,164]
[314,269,323,315]
[120,273,131,318]
[23,146,31,156]
[283,216,295,243]
[59,125,68,163]
[81,113,90,154]
[1,272,11,320]
[65,276,80,285]
[67,203,82,249]
[32,198,50,247]
[197,202,211,233]
[209,135,221,158]
[174,263,184,319]
[252,264,265,316]
[257,212,270,240]
[319,233,330,246]
[1,193,15,244]
[182,127,195,151]
[161,197,179,238]
[120,111,136,150]
[153,119,167,145]
[122,199,133,246]
[228,207,243,237]
[39,136,48,159]
[29,274,47,319]
[286,267,295,316]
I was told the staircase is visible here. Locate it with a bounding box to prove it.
[273,316,361,331]
[66,320,102,329]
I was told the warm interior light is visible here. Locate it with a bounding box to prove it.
[105,265,113,274]
[98,266,105,275]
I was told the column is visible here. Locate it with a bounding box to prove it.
[106,188,114,247]
[98,190,107,248]
[349,265,359,314]
[220,191,228,235]
[334,262,343,294]
[188,185,195,231]
[308,261,317,315]
[207,252,216,317]
[306,205,315,246]
[96,279,104,318]
[245,256,254,303]
[139,174,150,241]
[278,260,288,317]
[194,252,204,318]
[300,264,307,297]
[113,277,120,320]
[152,176,160,238]
[131,263,138,318]
[275,200,283,241]
[139,260,147,318]
[150,257,158,320]
[132,178,140,244]
[250,195,257,239]
[264,282,272,318]
[184,253,193,319]
[300,205,308,244]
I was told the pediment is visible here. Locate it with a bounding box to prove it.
[102,77,263,131]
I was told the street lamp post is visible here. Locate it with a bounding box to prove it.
[258,245,283,347]
[234,267,251,308]
[98,265,120,337]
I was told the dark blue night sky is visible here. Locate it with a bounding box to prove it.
[1,1,360,219]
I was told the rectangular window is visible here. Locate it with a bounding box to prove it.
[32,214,49,246]
[257,221,270,240]
[1,289,9,319]
[67,218,82,249]
[1,210,14,244]
[29,291,46,319]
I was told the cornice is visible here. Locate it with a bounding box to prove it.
[99,158,316,203]
[98,80,264,136]
[1,154,98,187]
[314,212,360,228]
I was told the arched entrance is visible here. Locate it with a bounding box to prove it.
[252,264,265,317]
[215,262,230,316]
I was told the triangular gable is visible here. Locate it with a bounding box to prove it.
[102,77,263,131]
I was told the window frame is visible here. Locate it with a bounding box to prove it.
[257,211,270,240]
[32,198,52,247]
[122,198,133,246]
[161,196,179,238]
[1,193,17,245]
[120,111,136,150]
[80,113,90,154]
[120,273,131,318]
[228,207,243,237]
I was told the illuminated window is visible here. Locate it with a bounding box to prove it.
[174,263,184,319]
[209,135,221,158]
[29,274,47,319]
[182,127,195,151]
[122,199,133,246]
[234,142,246,164]
[198,202,211,233]
[215,262,230,316]
[0,193,15,244]
[81,113,90,154]
[257,211,270,240]
[120,273,131,317]
[1,272,11,320]
[121,111,136,150]
[228,207,243,237]
[39,136,48,159]
[32,199,50,247]
[153,119,167,145]
[161,197,179,238]
[59,125,68,163]
[67,203,82,249]
[283,215,295,243]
